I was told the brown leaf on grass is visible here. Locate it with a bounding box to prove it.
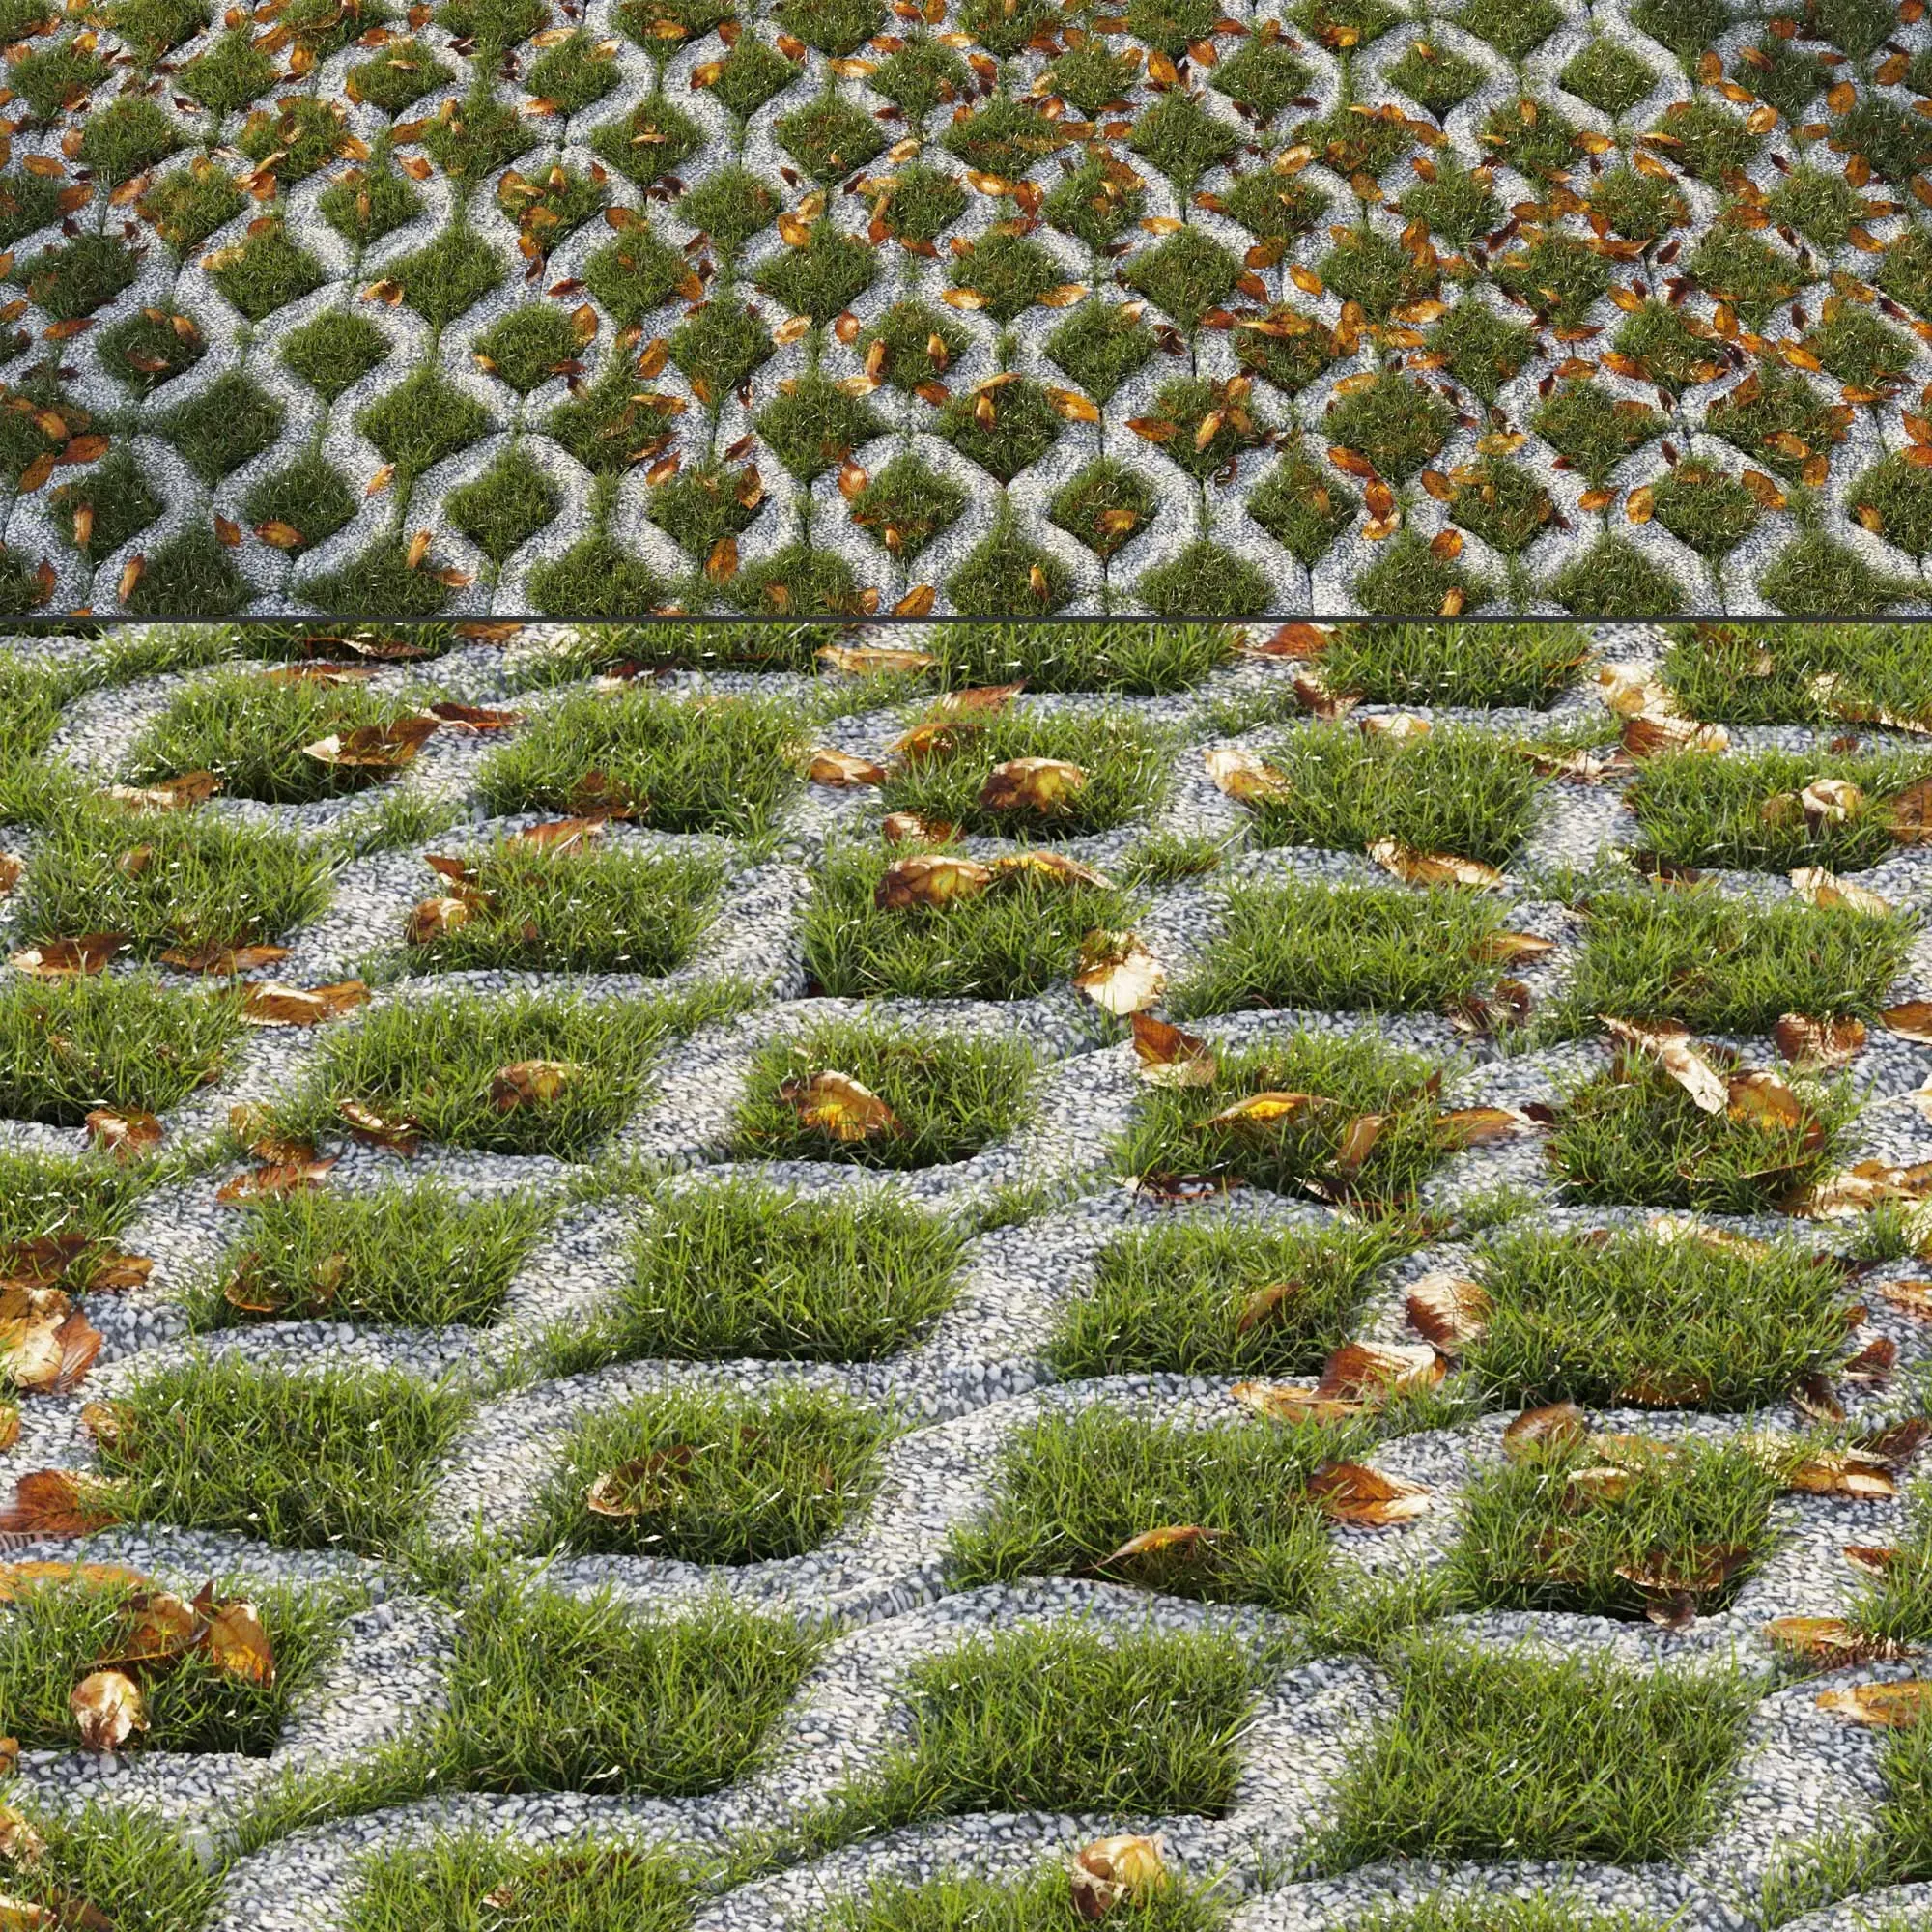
[1817,1680,1932,1725]
[882,812,954,844]
[425,702,524,731]
[1470,931,1555,966]
[1766,1615,1914,1665]
[301,715,439,769]
[84,1109,161,1157]
[1774,1014,1867,1069]
[1789,867,1892,917]
[510,816,608,852]
[1786,1451,1897,1498]
[0,857,19,900]
[873,855,992,909]
[157,942,290,975]
[0,1409,15,1455]
[239,980,370,1026]
[979,757,1087,813]
[71,1671,145,1752]
[0,1237,88,1291]
[0,1472,123,1538]
[1095,1524,1229,1573]
[198,1587,274,1685]
[1785,1157,1932,1218]
[1202,1091,1323,1129]
[98,1590,199,1670]
[1843,1337,1898,1382]
[1406,1271,1490,1352]
[0,1293,100,1396]
[407,896,476,944]
[1072,931,1164,1015]
[1600,1016,1729,1113]
[1322,1340,1445,1400]
[1615,1543,1750,1605]
[1888,777,1932,845]
[1069,1835,1167,1921]
[1844,1545,1906,1576]
[213,1159,338,1204]
[1436,1106,1536,1148]
[1881,1001,1932,1042]
[1503,1400,1589,1459]
[1621,713,1730,758]
[807,749,890,787]
[1726,1070,1815,1136]
[1128,1013,1216,1088]
[779,1070,900,1142]
[1306,1461,1433,1525]
[987,852,1116,892]
[1332,1112,1384,1177]
[1203,747,1292,802]
[337,1101,423,1156]
[99,771,219,812]
[585,1446,695,1516]
[816,645,936,675]
[1367,840,1504,889]
[1236,1280,1303,1334]
[489,1061,582,1110]
[9,935,125,976]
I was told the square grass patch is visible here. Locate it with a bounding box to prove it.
[950,1405,1378,1612]
[0,1572,342,1754]
[1118,1033,1455,1205]
[528,1383,888,1562]
[477,686,803,838]
[0,1803,220,1932]
[1548,1053,1855,1215]
[1462,1222,1863,1410]
[95,1355,467,1553]
[398,838,724,976]
[1233,724,1548,867]
[1659,625,1932,730]
[1320,1641,1755,1866]
[274,988,731,1159]
[0,975,240,1125]
[803,840,1137,1002]
[15,798,333,958]
[347,1834,696,1932]
[0,1146,144,1282]
[1563,884,1911,1036]
[734,1020,1035,1171]
[441,1579,822,1795]
[556,1177,964,1368]
[121,668,430,807]
[1052,1217,1412,1379]
[1316,625,1591,709]
[1623,747,1932,874]
[878,708,1169,838]
[192,1179,551,1328]
[1170,877,1518,1024]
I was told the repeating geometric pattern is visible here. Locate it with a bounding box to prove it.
[3,618,1932,1932]
[14,0,1932,613]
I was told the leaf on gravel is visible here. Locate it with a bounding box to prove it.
[816,645,935,674]
[489,1061,582,1110]
[1786,1450,1898,1498]
[1878,1280,1932,1321]
[1436,1105,1537,1147]
[98,771,219,812]
[779,1070,899,1141]
[1406,1270,1490,1352]
[585,1446,695,1517]
[1789,867,1892,917]
[1621,713,1729,757]
[0,1292,100,1395]
[1470,931,1555,966]
[1887,777,1932,844]
[425,701,524,731]
[510,817,606,852]
[1203,747,1291,802]
[214,1158,337,1204]
[70,1670,145,1751]
[1881,1001,1932,1042]
[1843,1336,1897,1382]
[1844,1545,1906,1576]
[1128,1013,1216,1087]
[1785,1157,1932,1218]
[158,942,291,975]
[1072,930,1164,1015]
[301,716,440,769]
[1600,1016,1729,1113]
[0,1472,123,1538]
[1766,1616,1913,1665]
[1774,1014,1867,1069]
[1503,1400,1589,1459]
[1069,1834,1167,1920]
[84,1109,161,1157]
[873,854,993,909]
[1306,1461,1433,1525]
[1367,839,1503,889]
[807,748,890,786]
[337,1101,423,1155]
[1817,1680,1932,1725]
[197,1586,274,1685]
[1095,1524,1229,1573]
[9,935,125,976]
[979,757,1087,813]
[239,980,370,1026]
[407,896,477,944]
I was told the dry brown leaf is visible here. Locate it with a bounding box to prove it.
[807,749,890,787]
[213,1159,338,1204]
[779,1070,900,1142]
[9,935,125,977]
[1470,931,1556,966]
[336,1101,423,1156]
[0,1294,100,1396]
[1128,1012,1216,1088]
[986,852,1116,892]
[1367,839,1504,889]
[585,1446,694,1517]
[239,980,370,1027]
[489,1061,582,1111]
[301,716,439,770]
[71,1670,145,1751]
[99,771,219,812]
[1790,867,1892,917]
[1406,1270,1490,1352]
[874,854,993,909]
[1880,1000,1932,1042]
[1600,1016,1729,1113]
[83,1109,160,1157]
[816,645,936,675]
[1765,1616,1913,1665]
[158,942,290,975]
[0,1471,122,1538]
[1306,1461,1433,1525]
[1073,930,1165,1015]
[1817,1680,1932,1725]
[1726,1069,1812,1134]
[199,1589,274,1685]
[979,757,1087,813]
[1096,1524,1228,1572]
[1503,1400,1588,1459]
[1203,747,1291,803]
[1436,1105,1535,1148]
[1774,1014,1867,1069]
[1069,1835,1167,1920]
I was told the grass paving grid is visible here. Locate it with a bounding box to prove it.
[5,620,1932,1930]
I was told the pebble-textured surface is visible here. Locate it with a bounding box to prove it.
[15,0,1932,620]
[1,617,1931,1932]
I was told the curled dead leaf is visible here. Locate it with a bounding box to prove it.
[1128,1012,1216,1088]
[779,1070,899,1142]
[70,1670,145,1752]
